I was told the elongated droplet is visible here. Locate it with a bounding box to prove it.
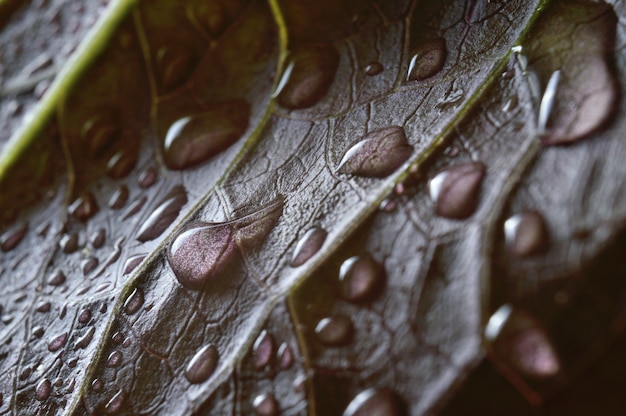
[81,110,120,158]
[337,127,413,178]
[253,330,274,369]
[136,186,188,242]
[344,388,405,416]
[35,378,52,401]
[75,327,95,349]
[108,185,129,209]
[407,38,446,81]
[124,288,144,315]
[0,222,28,252]
[290,227,327,267]
[277,45,340,109]
[123,254,146,275]
[315,316,353,346]
[48,332,68,352]
[69,192,99,221]
[253,393,279,416]
[156,44,196,92]
[168,198,283,290]
[339,254,384,302]
[429,162,486,219]
[504,211,549,257]
[537,70,561,135]
[163,100,250,170]
[277,342,293,369]
[123,196,147,220]
[185,344,219,384]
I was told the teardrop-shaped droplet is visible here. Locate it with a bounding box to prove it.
[69,192,99,222]
[315,316,354,346]
[136,186,188,242]
[108,185,129,209]
[276,45,340,110]
[35,378,52,401]
[81,257,99,276]
[253,393,279,416]
[124,288,144,315]
[75,327,95,349]
[47,270,65,286]
[156,44,196,92]
[104,389,125,414]
[36,301,51,313]
[253,330,274,370]
[504,211,550,257]
[60,233,79,253]
[106,151,137,179]
[0,222,28,252]
[123,254,146,275]
[163,100,250,170]
[48,332,68,352]
[364,62,383,76]
[90,228,106,249]
[339,254,385,302]
[138,166,157,188]
[407,38,447,81]
[343,388,405,416]
[185,344,219,384]
[123,196,147,220]
[290,227,327,267]
[337,126,413,178]
[80,110,120,158]
[106,351,123,368]
[428,162,486,219]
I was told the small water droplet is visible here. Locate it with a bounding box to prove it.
[138,166,158,188]
[253,393,279,416]
[67,358,78,368]
[315,316,354,346]
[337,126,413,178]
[156,44,196,91]
[90,228,106,249]
[343,388,405,416]
[48,270,66,286]
[502,96,518,113]
[428,162,486,219]
[80,110,120,158]
[60,233,79,253]
[19,366,32,380]
[32,326,44,338]
[364,62,383,76]
[163,100,250,170]
[339,254,384,302]
[106,351,123,368]
[53,378,63,387]
[185,344,219,384]
[277,342,293,369]
[106,151,136,179]
[123,196,147,220]
[0,223,28,252]
[35,378,51,401]
[112,332,124,345]
[123,254,146,275]
[91,378,104,392]
[78,309,92,324]
[82,257,99,276]
[253,330,274,369]
[136,186,188,242]
[69,192,99,222]
[48,332,68,352]
[407,38,447,81]
[379,198,397,213]
[104,389,125,414]
[276,45,340,110]
[504,211,549,257]
[75,327,95,349]
[108,185,129,209]
[123,288,144,315]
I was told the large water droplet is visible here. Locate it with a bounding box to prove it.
[428,162,486,219]
[108,185,129,209]
[315,316,353,346]
[80,110,120,158]
[276,45,340,110]
[0,222,27,252]
[343,388,405,416]
[136,186,188,242]
[504,211,549,257]
[290,227,327,267]
[407,38,447,81]
[123,288,144,315]
[185,344,219,384]
[156,44,196,92]
[337,126,413,178]
[253,393,279,416]
[35,378,51,401]
[69,192,99,221]
[339,254,384,302]
[253,330,274,370]
[168,198,283,290]
[163,100,250,170]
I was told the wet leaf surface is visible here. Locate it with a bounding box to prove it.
[2,0,626,415]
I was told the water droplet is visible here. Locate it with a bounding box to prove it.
[81,257,99,276]
[106,151,136,179]
[112,332,124,345]
[343,388,405,416]
[123,196,147,220]
[253,330,274,369]
[60,233,79,253]
[337,126,413,178]
[364,62,383,76]
[185,344,219,384]
[108,185,129,209]
[0,223,27,252]
[123,288,144,315]
[290,227,327,267]
[69,192,99,222]
[504,211,549,257]
[315,316,353,346]
[428,162,486,219]
[92,378,104,392]
[106,351,123,368]
[104,389,125,414]
[339,254,384,302]
[163,100,250,170]
[277,342,293,369]
[48,332,68,352]
[136,186,188,242]
[53,378,63,387]
[138,166,157,188]
[156,44,196,91]
[80,110,120,158]
[75,327,95,349]
[19,366,32,380]
[32,326,44,338]
[48,270,66,286]
[123,254,146,275]
[253,393,279,416]
[78,309,92,324]
[407,38,447,81]
[168,198,283,290]
[90,228,106,249]
[35,378,51,401]
[276,45,340,110]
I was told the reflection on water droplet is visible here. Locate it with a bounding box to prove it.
[123,254,146,275]
[80,110,120,158]
[75,327,95,349]
[504,211,549,257]
[35,378,51,401]
[69,192,99,222]
[81,257,99,276]
[106,151,136,179]
[163,100,250,170]
[277,342,293,369]
[0,223,28,252]
[90,228,106,249]
[339,254,384,303]
[48,332,68,352]
[277,45,340,110]
[337,126,413,178]
[136,186,188,243]
[104,389,125,414]
[124,288,144,315]
[106,351,123,368]
[48,270,65,286]
[108,185,129,209]
[185,344,219,384]
[407,38,447,82]
[253,393,279,416]
[60,233,79,253]
[253,330,274,370]
[138,166,157,188]
[156,44,196,92]
[343,388,405,416]
[315,316,353,346]
[429,162,485,219]
[290,227,327,267]
[364,62,383,76]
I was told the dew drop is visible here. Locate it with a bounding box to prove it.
[290,227,327,267]
[163,100,250,170]
[364,61,383,76]
[32,326,44,338]
[123,288,144,315]
[53,378,63,387]
[80,110,120,158]
[407,38,447,82]
[35,378,51,401]
[48,332,68,352]
[138,166,157,188]
[428,162,486,219]
[276,45,340,110]
[123,196,147,220]
[156,44,196,91]
[339,254,384,303]
[91,378,104,392]
[136,186,188,242]
[106,151,136,179]
[75,327,95,349]
[81,257,99,276]
[253,393,279,416]
[104,389,125,414]
[111,332,124,345]
[108,185,129,209]
[315,316,354,346]
[67,358,78,368]
[123,254,146,275]
[504,211,549,257]
[90,228,106,249]
[78,309,92,324]
[343,388,405,416]
[48,270,66,286]
[69,192,99,222]
[106,351,123,368]
[253,330,274,370]
[19,366,32,380]
[185,344,219,384]
[277,342,293,369]
[59,233,79,253]
[337,126,413,178]
[0,223,28,252]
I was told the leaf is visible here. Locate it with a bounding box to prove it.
[1,0,626,415]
